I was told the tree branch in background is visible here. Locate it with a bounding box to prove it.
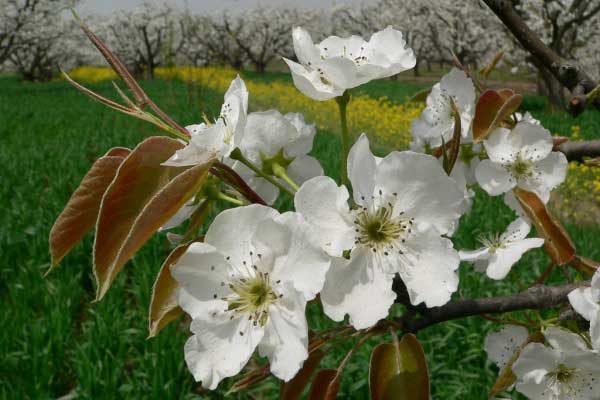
[482,0,600,116]
[557,140,600,162]
[398,281,587,333]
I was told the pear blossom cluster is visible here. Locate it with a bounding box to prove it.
[485,326,600,399]
[164,25,581,398]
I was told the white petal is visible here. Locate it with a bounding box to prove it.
[501,217,532,242]
[283,58,344,101]
[186,123,208,137]
[284,112,316,158]
[320,250,396,329]
[486,238,544,280]
[483,127,517,164]
[286,155,324,187]
[512,122,553,162]
[294,176,354,256]
[591,313,600,352]
[205,204,278,267]
[375,151,464,235]
[223,75,248,149]
[568,287,599,321]
[241,110,298,161]
[259,292,309,381]
[184,315,263,389]
[399,233,460,307]
[475,159,515,196]
[252,212,330,300]
[533,151,568,192]
[440,68,475,119]
[544,326,589,353]
[319,56,364,89]
[459,247,490,262]
[292,26,320,65]
[171,242,233,319]
[484,325,529,369]
[347,133,378,206]
[512,342,558,384]
[162,125,223,167]
[365,26,416,77]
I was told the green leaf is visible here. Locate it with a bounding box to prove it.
[369,334,430,400]
[48,147,130,273]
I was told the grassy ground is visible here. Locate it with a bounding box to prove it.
[1,73,599,399]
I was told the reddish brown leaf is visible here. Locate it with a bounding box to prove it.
[94,136,214,300]
[105,147,131,158]
[281,349,327,400]
[514,188,576,265]
[571,255,599,277]
[473,89,522,142]
[308,369,340,400]
[443,98,462,175]
[228,366,271,394]
[369,334,430,400]
[48,147,131,272]
[148,237,203,338]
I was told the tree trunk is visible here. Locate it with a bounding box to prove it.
[255,62,266,74]
[413,59,421,77]
[537,68,566,108]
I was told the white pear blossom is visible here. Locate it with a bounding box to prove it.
[295,134,464,329]
[568,269,600,351]
[231,111,323,204]
[475,122,568,201]
[164,76,248,166]
[171,205,330,389]
[485,324,529,370]
[459,218,544,280]
[512,327,600,400]
[411,67,476,147]
[284,26,416,101]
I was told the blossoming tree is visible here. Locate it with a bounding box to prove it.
[47,10,600,399]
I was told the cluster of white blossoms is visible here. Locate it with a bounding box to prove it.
[165,26,575,395]
[485,326,600,399]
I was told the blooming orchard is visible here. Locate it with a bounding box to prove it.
[50,19,600,400]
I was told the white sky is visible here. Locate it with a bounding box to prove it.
[78,0,364,15]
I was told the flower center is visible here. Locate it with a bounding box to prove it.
[354,201,412,255]
[545,364,579,395]
[508,155,534,180]
[477,232,505,253]
[224,268,278,327]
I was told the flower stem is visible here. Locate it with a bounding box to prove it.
[272,162,300,191]
[336,91,351,187]
[229,149,295,198]
[217,191,245,206]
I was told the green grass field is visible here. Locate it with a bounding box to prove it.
[1,73,599,399]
